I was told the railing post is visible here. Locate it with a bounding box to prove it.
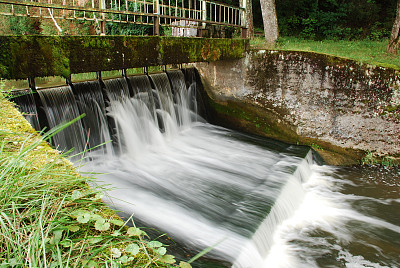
[201,0,206,28]
[100,0,106,35]
[153,0,160,35]
[239,0,246,38]
[28,77,36,92]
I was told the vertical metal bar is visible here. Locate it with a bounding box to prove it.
[125,0,128,22]
[168,0,171,24]
[214,3,216,22]
[134,0,137,22]
[181,0,184,18]
[218,6,226,22]
[189,0,191,19]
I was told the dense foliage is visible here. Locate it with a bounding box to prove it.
[253,0,397,40]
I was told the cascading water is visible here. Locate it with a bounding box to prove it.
[11,89,41,131]
[13,69,400,267]
[72,81,112,154]
[37,86,87,155]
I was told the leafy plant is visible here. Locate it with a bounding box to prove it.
[361,151,378,165]
[381,156,397,167]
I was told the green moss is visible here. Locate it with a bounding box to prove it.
[385,105,400,112]
[0,36,248,80]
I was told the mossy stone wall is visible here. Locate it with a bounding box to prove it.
[0,36,248,80]
[196,50,400,165]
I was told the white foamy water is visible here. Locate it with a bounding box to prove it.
[32,72,396,268]
[264,165,400,268]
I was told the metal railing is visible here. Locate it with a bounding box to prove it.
[0,0,246,36]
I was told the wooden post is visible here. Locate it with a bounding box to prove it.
[153,0,160,35]
[240,0,251,38]
[66,75,72,86]
[28,77,36,92]
[100,0,106,35]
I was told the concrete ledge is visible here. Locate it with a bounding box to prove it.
[0,36,249,80]
[196,50,400,165]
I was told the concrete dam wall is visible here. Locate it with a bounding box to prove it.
[196,50,400,164]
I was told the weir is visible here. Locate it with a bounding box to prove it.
[10,65,400,268]
[11,68,315,266]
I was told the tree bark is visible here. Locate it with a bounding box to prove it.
[387,0,400,54]
[260,0,278,44]
[246,0,254,37]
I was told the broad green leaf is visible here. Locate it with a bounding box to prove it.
[154,247,167,256]
[71,190,82,200]
[148,241,163,248]
[127,227,143,237]
[111,248,121,258]
[50,229,63,245]
[60,240,72,248]
[94,219,110,231]
[70,209,88,217]
[112,230,122,237]
[125,243,140,256]
[67,225,80,232]
[77,213,91,224]
[91,214,104,221]
[161,254,176,264]
[85,260,98,268]
[179,261,192,268]
[89,237,103,244]
[92,193,104,200]
[110,219,124,226]
[119,255,129,264]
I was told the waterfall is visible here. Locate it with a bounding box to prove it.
[11,68,400,268]
[37,86,87,155]
[103,78,130,101]
[72,81,113,155]
[12,69,318,267]
[11,89,41,131]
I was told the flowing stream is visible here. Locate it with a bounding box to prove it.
[12,69,400,267]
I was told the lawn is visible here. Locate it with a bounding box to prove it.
[250,37,400,70]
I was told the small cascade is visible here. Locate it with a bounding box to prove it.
[149,73,179,137]
[233,151,313,267]
[11,89,41,131]
[103,78,130,102]
[167,70,197,127]
[72,81,113,155]
[37,86,86,155]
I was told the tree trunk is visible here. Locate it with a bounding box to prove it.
[387,0,400,54]
[260,0,278,44]
[246,0,254,37]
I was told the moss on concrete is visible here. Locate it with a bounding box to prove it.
[0,36,249,80]
[199,74,364,166]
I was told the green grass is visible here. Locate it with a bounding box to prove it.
[250,37,400,70]
[0,93,190,267]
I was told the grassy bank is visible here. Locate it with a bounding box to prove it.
[0,93,189,267]
[250,37,400,70]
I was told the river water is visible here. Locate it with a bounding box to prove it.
[23,70,400,268]
[78,89,400,267]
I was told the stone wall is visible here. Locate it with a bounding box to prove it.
[0,36,248,80]
[196,50,400,164]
